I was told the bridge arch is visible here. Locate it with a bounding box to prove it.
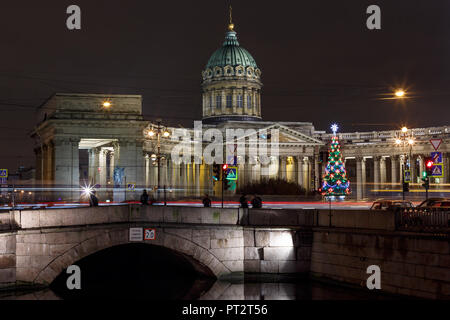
[32,227,230,285]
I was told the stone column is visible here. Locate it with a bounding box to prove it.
[93,148,100,185]
[99,149,107,188]
[374,156,381,190]
[356,157,363,200]
[305,157,311,192]
[109,151,115,185]
[145,155,150,188]
[361,158,367,197]
[221,90,226,114]
[314,156,320,190]
[187,162,194,196]
[297,156,304,188]
[252,90,257,115]
[53,137,80,201]
[380,157,387,186]
[419,155,424,180]
[181,163,188,197]
[279,156,287,180]
[244,158,251,185]
[232,89,237,113]
[45,143,53,183]
[391,155,399,186]
[399,156,405,183]
[410,155,416,183]
[195,163,201,197]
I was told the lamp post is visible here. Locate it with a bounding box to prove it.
[146,120,170,203]
[395,126,414,200]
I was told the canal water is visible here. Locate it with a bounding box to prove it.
[0,243,397,300]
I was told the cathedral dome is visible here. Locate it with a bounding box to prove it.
[206,31,258,70]
[201,14,263,125]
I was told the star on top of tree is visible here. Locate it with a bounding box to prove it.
[331,123,339,135]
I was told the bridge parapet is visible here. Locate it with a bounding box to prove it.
[245,209,395,231]
[2,205,242,230]
[1,206,396,231]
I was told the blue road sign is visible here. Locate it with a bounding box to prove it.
[404,170,411,182]
[0,177,7,184]
[226,166,238,181]
[0,169,7,178]
[431,152,442,164]
[431,164,443,178]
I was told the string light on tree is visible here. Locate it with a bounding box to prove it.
[320,123,351,199]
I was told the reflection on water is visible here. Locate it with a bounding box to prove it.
[0,278,394,300]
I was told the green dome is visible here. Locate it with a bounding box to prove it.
[206,31,258,69]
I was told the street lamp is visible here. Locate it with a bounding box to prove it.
[145,120,171,203]
[102,101,112,108]
[395,90,406,98]
[394,126,415,200]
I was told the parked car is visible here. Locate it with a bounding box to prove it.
[370,200,414,211]
[417,198,450,209]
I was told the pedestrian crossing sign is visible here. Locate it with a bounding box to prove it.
[127,183,136,191]
[431,164,443,178]
[0,169,7,178]
[226,166,238,181]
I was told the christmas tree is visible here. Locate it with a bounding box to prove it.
[320,124,351,197]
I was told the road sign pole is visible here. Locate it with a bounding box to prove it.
[221,171,224,209]
[402,160,405,200]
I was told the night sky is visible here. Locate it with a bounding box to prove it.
[1,0,450,170]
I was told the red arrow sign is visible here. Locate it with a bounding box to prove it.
[429,139,442,151]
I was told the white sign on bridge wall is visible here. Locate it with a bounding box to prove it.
[129,228,143,242]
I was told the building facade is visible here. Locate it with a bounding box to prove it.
[30,21,450,202]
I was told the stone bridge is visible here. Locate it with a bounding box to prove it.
[1,205,449,299]
[0,205,315,289]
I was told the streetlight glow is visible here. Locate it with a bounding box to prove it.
[395,139,402,145]
[148,130,155,137]
[163,130,170,137]
[395,90,405,98]
[408,138,415,145]
[401,127,408,133]
[102,101,112,108]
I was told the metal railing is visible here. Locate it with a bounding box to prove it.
[395,208,450,233]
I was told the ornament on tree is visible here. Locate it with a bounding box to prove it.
[321,124,351,197]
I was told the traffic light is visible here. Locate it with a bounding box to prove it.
[222,165,230,190]
[212,164,221,181]
[425,157,434,176]
[402,182,410,192]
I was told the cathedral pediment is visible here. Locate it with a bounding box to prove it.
[234,123,324,146]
